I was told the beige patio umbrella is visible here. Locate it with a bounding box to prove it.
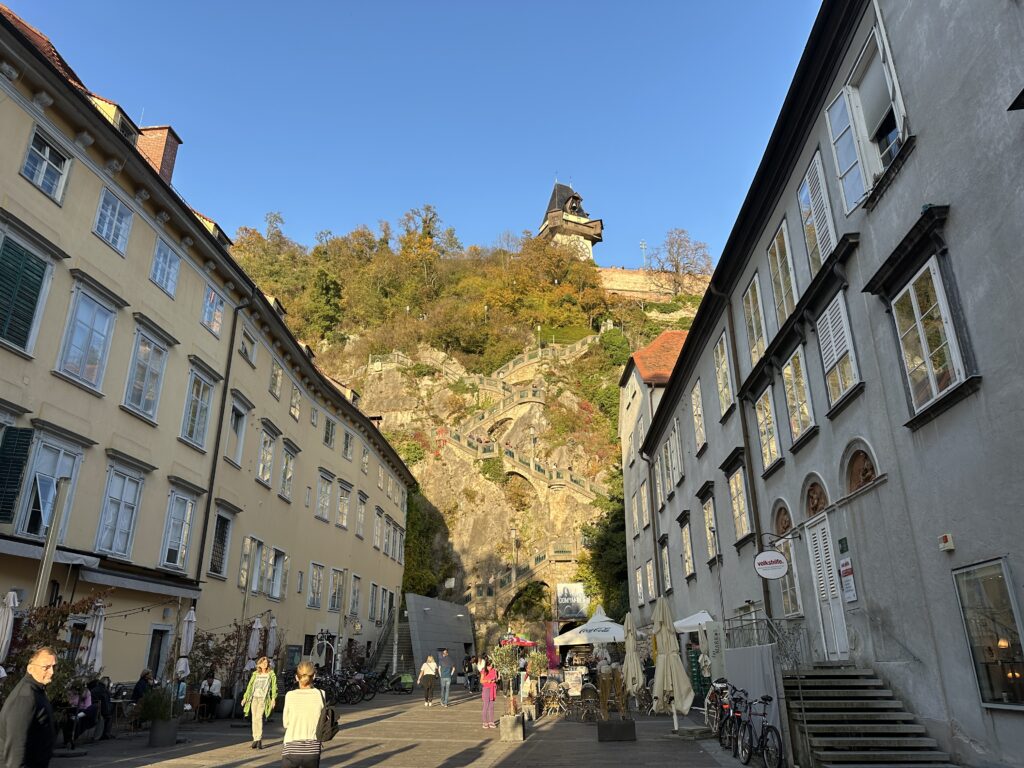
[0,590,18,674]
[651,597,694,731]
[622,613,644,698]
[76,600,105,672]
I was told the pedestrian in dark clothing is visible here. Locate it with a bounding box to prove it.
[130,669,154,703]
[437,650,455,707]
[86,678,113,740]
[0,647,58,768]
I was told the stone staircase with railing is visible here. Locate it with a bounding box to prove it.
[785,664,956,768]
[372,618,415,676]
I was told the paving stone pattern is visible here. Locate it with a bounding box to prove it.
[51,690,733,768]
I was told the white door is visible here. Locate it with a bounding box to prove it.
[806,516,849,660]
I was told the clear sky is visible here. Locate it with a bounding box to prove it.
[8,1,822,269]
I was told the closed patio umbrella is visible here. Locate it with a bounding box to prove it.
[175,607,196,679]
[265,617,278,660]
[0,590,18,673]
[622,613,644,697]
[244,616,262,671]
[77,600,104,672]
[651,597,694,732]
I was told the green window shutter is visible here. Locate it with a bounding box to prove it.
[0,427,34,523]
[0,238,47,349]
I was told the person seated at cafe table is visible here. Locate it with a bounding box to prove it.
[199,672,222,722]
[130,669,155,703]
[62,680,97,747]
[87,677,114,740]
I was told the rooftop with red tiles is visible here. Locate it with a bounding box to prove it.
[631,330,688,385]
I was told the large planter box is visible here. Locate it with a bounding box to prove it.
[499,713,525,742]
[597,719,636,742]
[148,719,179,748]
[216,698,235,719]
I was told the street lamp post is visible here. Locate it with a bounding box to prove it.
[510,527,519,584]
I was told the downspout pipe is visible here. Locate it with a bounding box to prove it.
[707,283,773,618]
[194,296,252,585]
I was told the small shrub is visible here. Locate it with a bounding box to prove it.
[479,457,506,485]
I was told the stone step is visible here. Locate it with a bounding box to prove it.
[785,667,876,678]
[804,724,927,735]
[813,751,951,763]
[810,737,939,749]
[793,688,895,698]
[820,764,959,768]
[784,677,885,688]
[794,712,917,723]
[790,699,905,710]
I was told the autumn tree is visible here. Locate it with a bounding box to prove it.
[647,227,713,295]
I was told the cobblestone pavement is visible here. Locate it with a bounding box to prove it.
[52,690,735,768]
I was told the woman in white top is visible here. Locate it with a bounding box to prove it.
[282,661,324,768]
[417,655,439,707]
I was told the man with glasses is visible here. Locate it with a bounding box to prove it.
[0,647,58,767]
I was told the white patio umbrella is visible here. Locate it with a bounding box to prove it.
[622,613,644,697]
[243,616,262,671]
[553,605,625,645]
[76,600,105,672]
[174,607,197,679]
[651,597,694,732]
[0,590,19,673]
[674,610,715,634]
[265,617,278,660]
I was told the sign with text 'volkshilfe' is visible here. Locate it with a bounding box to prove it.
[754,551,789,580]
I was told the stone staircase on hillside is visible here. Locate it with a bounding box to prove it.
[785,665,956,768]
[373,620,415,676]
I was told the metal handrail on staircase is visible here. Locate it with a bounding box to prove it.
[365,607,395,673]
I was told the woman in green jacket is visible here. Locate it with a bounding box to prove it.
[241,656,278,749]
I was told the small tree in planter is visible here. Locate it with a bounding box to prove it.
[489,643,521,716]
[138,686,178,747]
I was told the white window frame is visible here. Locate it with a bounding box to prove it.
[681,522,694,577]
[349,573,362,617]
[653,457,664,510]
[310,406,319,427]
[269,360,283,399]
[669,421,682,482]
[268,548,287,600]
[356,492,367,537]
[782,347,815,442]
[797,151,838,276]
[58,284,116,391]
[714,333,734,416]
[160,488,195,570]
[891,258,965,413]
[315,474,332,521]
[239,327,257,365]
[755,388,781,470]
[238,535,263,592]
[201,284,226,337]
[256,429,275,485]
[208,511,234,578]
[778,535,803,617]
[369,583,379,621]
[343,431,354,460]
[703,497,718,560]
[0,233,54,355]
[645,560,655,602]
[691,381,707,449]
[767,221,798,326]
[123,327,168,420]
[17,435,81,540]
[635,567,644,604]
[817,293,860,406]
[337,482,351,528]
[93,187,133,254]
[361,445,369,474]
[630,492,639,535]
[150,238,180,298]
[21,128,71,202]
[95,463,143,558]
[660,543,672,592]
[373,508,383,549]
[289,384,301,421]
[728,468,752,540]
[742,275,768,366]
[307,562,324,609]
[225,397,250,466]
[639,480,650,528]
[377,464,384,490]
[383,519,393,557]
[280,447,296,499]
[328,568,344,612]
[180,368,215,448]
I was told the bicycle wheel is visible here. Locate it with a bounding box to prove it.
[344,683,363,705]
[738,721,754,765]
[362,681,377,702]
[762,725,783,768]
[707,701,722,735]
[719,716,734,750]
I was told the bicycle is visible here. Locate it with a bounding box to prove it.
[738,695,783,768]
[703,677,729,735]
[719,684,747,753]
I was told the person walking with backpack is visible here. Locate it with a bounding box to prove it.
[479,657,499,729]
[437,649,455,707]
[416,655,439,707]
[242,656,278,750]
[282,661,324,768]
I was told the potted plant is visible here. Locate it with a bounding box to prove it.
[490,643,524,741]
[523,649,548,721]
[138,687,178,747]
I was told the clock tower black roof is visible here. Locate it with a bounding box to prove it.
[544,183,588,220]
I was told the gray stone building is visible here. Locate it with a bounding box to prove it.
[624,1,1024,765]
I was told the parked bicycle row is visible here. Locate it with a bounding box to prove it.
[704,677,783,768]
[279,663,415,705]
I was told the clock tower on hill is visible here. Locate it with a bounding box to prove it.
[538,183,603,261]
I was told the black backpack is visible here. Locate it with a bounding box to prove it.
[316,691,340,742]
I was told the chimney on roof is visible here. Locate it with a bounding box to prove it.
[136,125,182,184]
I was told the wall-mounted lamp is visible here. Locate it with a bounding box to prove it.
[997,638,1010,650]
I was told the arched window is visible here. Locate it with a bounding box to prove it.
[775,506,802,616]
[806,481,829,516]
[847,449,877,492]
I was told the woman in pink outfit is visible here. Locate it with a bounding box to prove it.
[479,657,499,728]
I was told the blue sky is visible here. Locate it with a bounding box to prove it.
[9,1,822,269]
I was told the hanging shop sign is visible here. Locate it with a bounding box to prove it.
[754,551,790,580]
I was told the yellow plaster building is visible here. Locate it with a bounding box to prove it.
[0,6,412,684]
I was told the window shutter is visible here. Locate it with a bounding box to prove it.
[0,427,34,523]
[807,151,837,258]
[281,555,289,600]
[238,536,252,589]
[0,239,47,349]
[817,295,849,372]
